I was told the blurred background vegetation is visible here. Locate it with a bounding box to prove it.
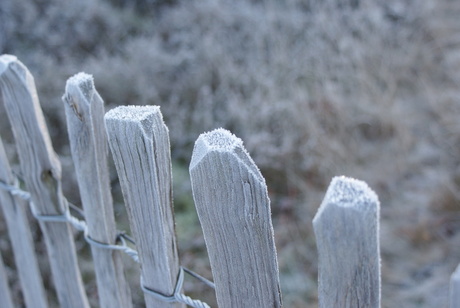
[0,0,459,307]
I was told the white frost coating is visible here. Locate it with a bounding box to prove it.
[201,128,243,151]
[0,55,17,75]
[105,105,161,122]
[190,129,241,169]
[313,176,379,223]
[190,128,263,182]
[66,72,94,88]
[105,106,166,141]
[63,72,95,105]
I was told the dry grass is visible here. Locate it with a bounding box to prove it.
[0,0,459,307]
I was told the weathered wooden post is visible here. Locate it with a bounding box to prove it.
[0,137,48,308]
[0,54,89,308]
[0,252,13,308]
[313,176,381,308]
[63,73,132,308]
[450,264,460,308]
[189,128,282,308]
[105,106,183,308]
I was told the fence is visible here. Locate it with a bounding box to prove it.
[0,54,457,307]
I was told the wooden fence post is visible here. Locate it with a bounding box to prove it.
[0,136,48,308]
[63,73,132,308]
[189,128,282,308]
[450,264,460,308]
[313,176,381,308]
[105,106,183,308]
[0,252,13,308]
[0,54,89,308]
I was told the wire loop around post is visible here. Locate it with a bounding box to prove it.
[141,267,211,308]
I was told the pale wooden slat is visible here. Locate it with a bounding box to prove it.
[105,106,183,308]
[189,128,282,308]
[0,136,48,308]
[313,176,381,308]
[0,54,89,308]
[450,264,460,308]
[0,252,14,308]
[63,73,132,308]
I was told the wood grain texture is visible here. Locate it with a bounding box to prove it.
[0,137,48,308]
[450,264,460,308]
[105,106,183,308]
[0,252,14,308]
[313,176,381,308]
[0,54,89,308]
[189,128,282,308]
[63,73,132,308]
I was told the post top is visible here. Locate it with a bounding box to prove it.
[105,105,161,122]
[327,176,378,206]
[199,128,243,151]
[313,176,379,223]
[64,72,94,103]
[66,72,93,86]
[0,54,18,76]
[190,128,263,183]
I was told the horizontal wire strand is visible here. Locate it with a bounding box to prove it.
[0,179,213,308]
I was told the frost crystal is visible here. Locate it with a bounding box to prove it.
[105,105,161,122]
[325,176,378,208]
[313,176,379,223]
[65,72,95,103]
[190,128,263,182]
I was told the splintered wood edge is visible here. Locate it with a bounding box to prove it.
[190,128,263,183]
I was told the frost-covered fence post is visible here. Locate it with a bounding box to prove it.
[313,176,381,308]
[63,73,132,308]
[0,137,48,308]
[450,264,460,308]
[190,129,282,308]
[0,252,13,308]
[105,106,183,308]
[0,54,89,308]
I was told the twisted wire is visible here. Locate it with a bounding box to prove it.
[141,267,211,308]
[25,192,142,264]
[0,179,31,200]
[0,180,213,307]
